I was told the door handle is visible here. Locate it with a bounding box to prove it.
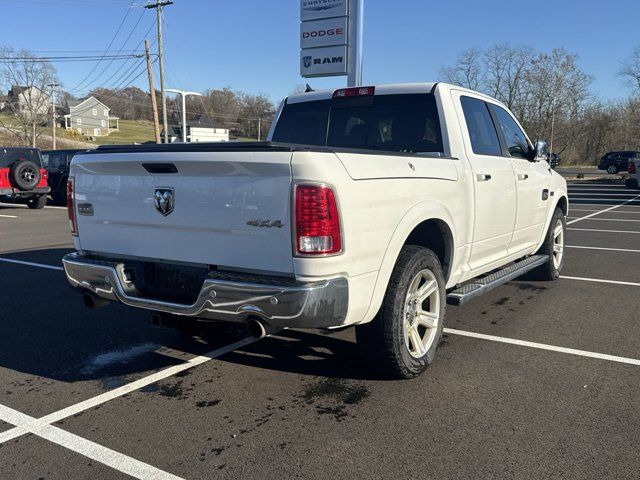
[517,173,529,181]
[476,173,492,182]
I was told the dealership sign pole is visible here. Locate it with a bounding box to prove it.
[300,0,363,86]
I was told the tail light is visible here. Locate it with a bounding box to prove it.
[294,184,342,255]
[67,178,77,236]
[629,162,636,174]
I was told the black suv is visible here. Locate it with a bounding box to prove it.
[41,149,87,205]
[598,151,640,174]
[0,147,50,209]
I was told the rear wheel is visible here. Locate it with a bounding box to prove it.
[532,207,566,280]
[607,164,618,174]
[27,195,47,209]
[356,245,446,379]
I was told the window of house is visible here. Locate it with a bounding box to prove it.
[101,120,106,127]
[460,96,502,156]
[92,108,97,116]
[104,109,108,116]
[77,118,82,125]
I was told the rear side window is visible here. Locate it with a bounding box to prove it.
[272,94,443,154]
[0,149,42,168]
[460,96,502,156]
[492,105,530,159]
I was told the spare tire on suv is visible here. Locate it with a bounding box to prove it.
[9,160,41,191]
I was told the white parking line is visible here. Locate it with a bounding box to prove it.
[566,194,640,225]
[566,245,640,253]
[0,258,63,271]
[560,275,640,287]
[0,405,183,480]
[444,328,640,366]
[0,202,67,210]
[0,335,260,477]
[569,209,640,214]
[0,214,18,218]
[569,193,640,196]
[567,217,640,222]
[568,228,640,234]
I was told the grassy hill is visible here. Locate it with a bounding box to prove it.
[88,120,156,146]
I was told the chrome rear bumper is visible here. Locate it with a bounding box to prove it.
[62,252,348,329]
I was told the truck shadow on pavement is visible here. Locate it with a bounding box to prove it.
[0,248,376,387]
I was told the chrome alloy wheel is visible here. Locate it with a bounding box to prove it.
[552,218,565,270]
[403,269,441,359]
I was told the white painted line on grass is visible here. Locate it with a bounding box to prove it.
[566,245,640,253]
[560,275,640,287]
[0,257,63,271]
[568,228,640,234]
[0,405,184,480]
[444,328,640,367]
[0,214,18,218]
[567,217,640,222]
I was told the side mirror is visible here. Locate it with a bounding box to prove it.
[529,140,549,162]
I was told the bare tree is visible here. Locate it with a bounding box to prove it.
[0,46,57,147]
[439,47,484,90]
[483,43,534,115]
[619,45,640,94]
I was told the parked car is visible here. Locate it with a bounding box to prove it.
[0,147,50,209]
[626,156,639,189]
[598,151,640,174]
[62,82,568,379]
[41,149,87,205]
[548,153,561,169]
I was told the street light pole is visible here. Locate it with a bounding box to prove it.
[166,89,203,142]
[46,83,59,150]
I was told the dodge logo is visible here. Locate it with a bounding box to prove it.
[154,188,175,216]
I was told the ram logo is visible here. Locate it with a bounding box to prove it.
[154,188,175,216]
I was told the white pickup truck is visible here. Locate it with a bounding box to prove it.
[63,83,568,379]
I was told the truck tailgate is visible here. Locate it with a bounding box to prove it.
[73,150,294,274]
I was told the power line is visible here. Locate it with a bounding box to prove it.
[68,0,136,93]
[0,54,145,62]
[74,5,148,94]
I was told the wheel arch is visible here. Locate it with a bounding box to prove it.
[360,201,457,325]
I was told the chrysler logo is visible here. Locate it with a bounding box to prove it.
[154,188,175,216]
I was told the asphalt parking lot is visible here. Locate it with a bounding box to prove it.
[1,179,639,480]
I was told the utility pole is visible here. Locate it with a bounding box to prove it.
[166,89,203,142]
[144,40,161,144]
[46,83,59,150]
[145,1,173,143]
[257,118,261,141]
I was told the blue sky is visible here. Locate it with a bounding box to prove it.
[1,0,639,102]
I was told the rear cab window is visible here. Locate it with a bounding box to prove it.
[0,149,43,168]
[272,93,443,154]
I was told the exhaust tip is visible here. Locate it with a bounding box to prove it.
[246,318,268,339]
[82,292,110,309]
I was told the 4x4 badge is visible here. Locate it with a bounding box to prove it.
[154,188,175,216]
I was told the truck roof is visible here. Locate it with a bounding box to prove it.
[286,82,439,104]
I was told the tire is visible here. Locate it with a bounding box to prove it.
[607,164,618,174]
[27,195,47,209]
[9,160,41,191]
[532,207,566,280]
[356,245,446,379]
